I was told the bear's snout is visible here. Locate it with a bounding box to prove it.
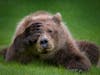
[36,34,55,54]
[40,38,48,49]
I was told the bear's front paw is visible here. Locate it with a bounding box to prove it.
[67,59,89,72]
[68,66,89,72]
[70,68,83,73]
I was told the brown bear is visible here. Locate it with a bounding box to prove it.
[1,11,100,72]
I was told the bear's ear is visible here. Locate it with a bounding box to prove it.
[52,13,62,24]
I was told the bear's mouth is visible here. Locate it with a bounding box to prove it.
[37,47,53,54]
[41,49,48,54]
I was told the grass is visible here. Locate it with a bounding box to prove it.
[0,0,100,75]
[0,57,100,75]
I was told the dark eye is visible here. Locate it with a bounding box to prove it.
[47,29,53,33]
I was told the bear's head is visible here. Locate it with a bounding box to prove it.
[13,11,67,57]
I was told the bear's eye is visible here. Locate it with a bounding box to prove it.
[47,29,53,33]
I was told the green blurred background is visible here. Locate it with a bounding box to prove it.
[0,0,100,46]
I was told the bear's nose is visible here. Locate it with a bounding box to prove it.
[40,39,48,48]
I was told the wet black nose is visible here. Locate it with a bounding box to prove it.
[40,39,48,48]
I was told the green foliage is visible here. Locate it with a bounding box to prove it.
[0,0,100,75]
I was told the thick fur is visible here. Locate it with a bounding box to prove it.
[1,11,100,72]
[77,41,100,65]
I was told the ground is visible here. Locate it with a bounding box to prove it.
[0,0,100,75]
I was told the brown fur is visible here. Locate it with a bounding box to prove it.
[2,11,100,72]
[77,41,100,65]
